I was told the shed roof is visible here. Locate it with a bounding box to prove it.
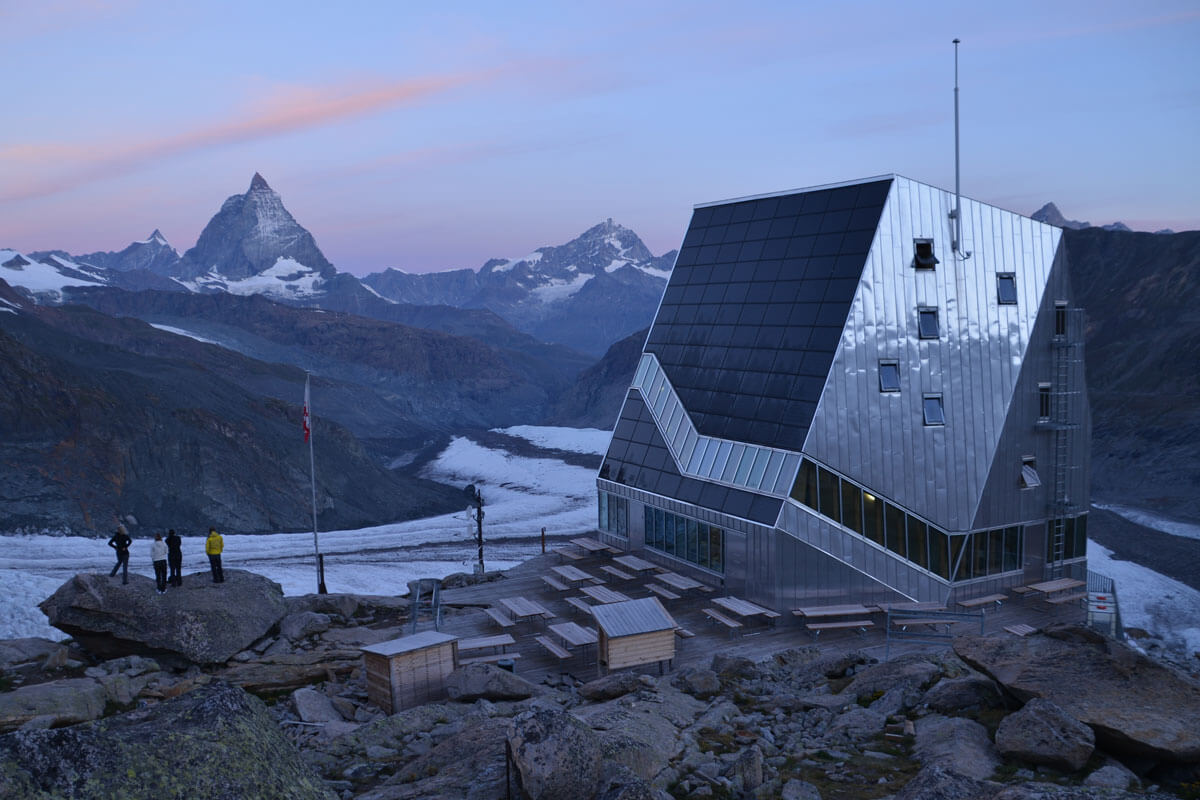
[591,596,676,637]
[361,630,457,657]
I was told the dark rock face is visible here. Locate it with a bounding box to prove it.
[913,714,1002,780]
[40,571,287,665]
[954,629,1200,763]
[0,682,334,799]
[443,663,539,702]
[579,671,644,702]
[995,698,1095,772]
[0,678,106,733]
[71,230,180,274]
[507,707,603,800]
[544,326,646,428]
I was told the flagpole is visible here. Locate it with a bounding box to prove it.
[305,372,326,594]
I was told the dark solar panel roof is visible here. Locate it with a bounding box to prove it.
[645,178,892,451]
[601,391,783,525]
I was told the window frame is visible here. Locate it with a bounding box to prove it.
[1037,382,1052,421]
[878,360,901,393]
[997,273,1018,305]
[912,238,939,270]
[917,307,939,339]
[923,394,946,426]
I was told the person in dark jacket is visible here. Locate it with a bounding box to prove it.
[205,527,224,583]
[108,524,132,585]
[165,529,183,587]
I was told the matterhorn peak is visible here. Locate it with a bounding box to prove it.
[249,172,271,192]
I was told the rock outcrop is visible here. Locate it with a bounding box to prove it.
[40,571,287,665]
[995,697,1095,772]
[955,625,1200,762]
[0,682,333,799]
[507,708,603,800]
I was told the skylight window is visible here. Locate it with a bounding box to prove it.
[879,361,900,392]
[1020,457,1041,489]
[997,274,1018,304]
[923,395,945,426]
[913,238,938,270]
[918,308,939,339]
[1038,383,1052,421]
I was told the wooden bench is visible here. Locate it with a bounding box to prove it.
[1046,591,1088,605]
[674,627,695,639]
[484,607,514,628]
[458,652,523,666]
[564,596,594,616]
[551,546,583,561]
[600,565,634,581]
[457,633,515,654]
[541,575,569,591]
[703,608,743,634]
[957,593,1007,610]
[646,583,680,601]
[759,609,782,620]
[1009,585,1035,598]
[1004,623,1037,637]
[535,635,572,660]
[805,619,873,638]
[890,617,956,632]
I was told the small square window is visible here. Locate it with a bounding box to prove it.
[997,274,1018,304]
[878,361,901,392]
[1020,457,1041,489]
[913,238,938,270]
[918,307,939,339]
[1038,383,1052,421]
[923,395,945,426]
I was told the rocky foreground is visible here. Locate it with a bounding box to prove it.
[1,570,1199,799]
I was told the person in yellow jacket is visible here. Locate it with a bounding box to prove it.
[205,527,225,584]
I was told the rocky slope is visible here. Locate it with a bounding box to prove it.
[0,280,462,535]
[3,570,1197,799]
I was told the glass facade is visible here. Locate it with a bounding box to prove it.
[645,179,893,452]
[600,391,783,525]
[597,491,628,537]
[644,505,724,573]
[1046,514,1088,561]
[789,458,1033,583]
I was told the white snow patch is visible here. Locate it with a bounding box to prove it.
[605,258,630,273]
[490,250,543,273]
[495,425,611,455]
[0,249,106,295]
[0,307,14,314]
[531,272,592,303]
[1095,502,1200,541]
[0,427,601,640]
[185,257,325,299]
[149,324,223,346]
[637,264,673,280]
[1088,538,1200,656]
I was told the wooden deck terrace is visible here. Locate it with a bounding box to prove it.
[427,550,1085,685]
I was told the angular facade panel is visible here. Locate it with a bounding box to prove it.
[598,174,1089,609]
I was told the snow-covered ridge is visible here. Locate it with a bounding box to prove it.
[148,324,223,346]
[180,257,326,299]
[0,248,108,297]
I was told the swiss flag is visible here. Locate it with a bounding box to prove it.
[303,374,312,443]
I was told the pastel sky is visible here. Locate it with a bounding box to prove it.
[2,1,1197,276]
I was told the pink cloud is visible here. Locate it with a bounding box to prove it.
[0,67,505,205]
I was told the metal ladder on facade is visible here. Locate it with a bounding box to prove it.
[1047,306,1083,578]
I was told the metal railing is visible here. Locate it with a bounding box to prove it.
[1086,569,1123,639]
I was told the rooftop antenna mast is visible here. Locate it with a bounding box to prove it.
[951,38,971,260]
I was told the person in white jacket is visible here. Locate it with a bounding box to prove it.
[151,534,168,595]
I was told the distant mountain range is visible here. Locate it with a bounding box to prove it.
[1031,202,1175,235]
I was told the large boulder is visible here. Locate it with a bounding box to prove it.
[39,571,288,665]
[914,714,1002,780]
[0,682,334,799]
[444,663,540,702]
[841,653,942,704]
[954,628,1200,763]
[0,639,66,671]
[507,707,603,800]
[995,698,1095,772]
[0,678,107,733]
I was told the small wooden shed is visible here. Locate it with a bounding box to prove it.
[362,630,458,713]
[591,596,677,674]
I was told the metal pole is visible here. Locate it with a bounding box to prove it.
[306,372,325,594]
[475,492,485,574]
[541,526,546,554]
[952,38,964,256]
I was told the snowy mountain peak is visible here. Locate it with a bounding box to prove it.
[148,229,168,245]
[249,172,271,192]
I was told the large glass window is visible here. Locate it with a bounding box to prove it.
[997,274,1018,305]
[791,459,819,510]
[841,480,862,534]
[879,360,901,392]
[818,466,841,523]
[928,528,950,579]
[918,307,940,339]
[598,492,627,537]
[908,517,929,569]
[644,507,725,573]
[923,395,946,426]
[863,492,885,547]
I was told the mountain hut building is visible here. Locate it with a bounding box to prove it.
[595,175,1089,609]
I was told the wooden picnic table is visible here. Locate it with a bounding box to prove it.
[580,585,632,605]
[656,571,704,591]
[1027,578,1085,596]
[548,621,598,649]
[570,536,608,552]
[497,596,554,622]
[550,564,596,585]
[457,634,515,654]
[877,601,946,613]
[792,603,875,618]
[712,596,775,618]
[613,554,658,573]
